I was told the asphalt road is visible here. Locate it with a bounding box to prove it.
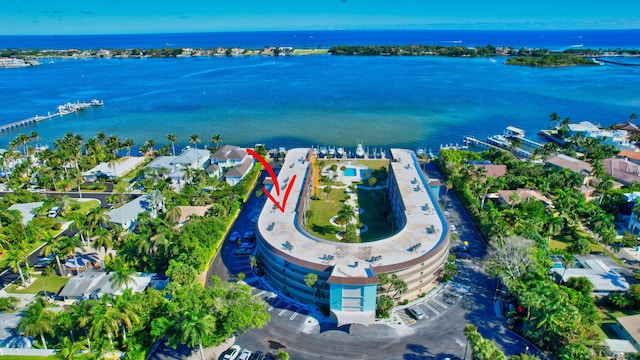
[199,162,540,360]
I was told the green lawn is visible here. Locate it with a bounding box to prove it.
[0,241,46,268]
[356,186,395,241]
[306,188,345,241]
[5,274,69,294]
[0,356,57,360]
[74,199,100,214]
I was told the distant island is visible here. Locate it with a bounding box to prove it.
[1,44,639,68]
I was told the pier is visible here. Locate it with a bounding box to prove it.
[0,100,103,133]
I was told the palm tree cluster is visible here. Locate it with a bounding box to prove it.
[438,122,635,358]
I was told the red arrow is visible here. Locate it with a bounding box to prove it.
[246,148,297,213]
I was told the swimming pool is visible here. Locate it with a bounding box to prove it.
[343,167,357,176]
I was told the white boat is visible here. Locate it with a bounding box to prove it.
[90,99,104,106]
[320,146,328,156]
[337,147,345,157]
[328,147,336,156]
[355,141,365,158]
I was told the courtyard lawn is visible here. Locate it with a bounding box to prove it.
[5,274,69,294]
[356,186,395,241]
[74,199,100,214]
[306,187,347,241]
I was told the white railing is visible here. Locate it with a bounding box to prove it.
[0,347,56,356]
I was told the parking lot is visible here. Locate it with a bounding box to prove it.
[395,282,468,326]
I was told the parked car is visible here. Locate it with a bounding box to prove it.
[451,245,468,253]
[238,349,252,360]
[249,351,264,360]
[48,206,61,218]
[230,231,241,242]
[34,256,54,269]
[407,306,425,320]
[456,252,472,260]
[223,345,242,360]
[243,231,256,240]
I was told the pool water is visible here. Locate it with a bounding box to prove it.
[343,168,357,176]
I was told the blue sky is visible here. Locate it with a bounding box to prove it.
[1,0,638,35]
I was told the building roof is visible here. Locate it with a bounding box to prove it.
[612,121,639,132]
[106,195,148,227]
[176,205,211,224]
[474,164,508,178]
[82,156,146,178]
[257,148,448,285]
[553,254,629,293]
[58,271,151,299]
[619,150,640,161]
[497,188,553,207]
[172,148,210,165]
[225,158,253,178]
[211,145,247,161]
[603,339,638,354]
[617,314,640,347]
[7,202,43,225]
[546,154,593,175]
[145,156,174,170]
[604,158,640,185]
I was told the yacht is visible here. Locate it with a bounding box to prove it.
[337,147,345,158]
[320,146,328,156]
[355,141,365,158]
[328,147,336,157]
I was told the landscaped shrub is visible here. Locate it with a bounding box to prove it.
[52,222,62,230]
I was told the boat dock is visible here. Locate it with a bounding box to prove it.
[0,100,103,133]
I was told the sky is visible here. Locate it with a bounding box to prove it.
[1,0,639,35]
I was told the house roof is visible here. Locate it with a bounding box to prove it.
[176,205,211,224]
[58,271,151,299]
[474,164,508,178]
[106,195,148,226]
[617,314,640,347]
[211,145,247,161]
[546,154,592,175]
[619,150,640,161]
[553,254,629,292]
[145,156,174,170]
[82,156,146,178]
[225,158,253,178]
[604,158,640,185]
[497,189,553,207]
[612,121,639,132]
[172,148,210,165]
[7,202,43,225]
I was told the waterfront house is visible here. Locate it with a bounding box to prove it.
[106,195,150,232]
[621,192,640,235]
[472,163,508,178]
[145,148,210,186]
[83,156,146,183]
[619,150,640,166]
[175,205,211,226]
[567,121,636,152]
[551,254,629,296]
[209,145,254,185]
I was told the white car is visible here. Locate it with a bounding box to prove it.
[238,349,252,360]
[48,206,60,218]
[223,345,242,360]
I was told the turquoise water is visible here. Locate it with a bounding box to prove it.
[344,168,357,176]
[1,54,638,151]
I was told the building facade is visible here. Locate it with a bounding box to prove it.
[256,148,449,325]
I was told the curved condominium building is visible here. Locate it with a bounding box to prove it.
[256,148,449,326]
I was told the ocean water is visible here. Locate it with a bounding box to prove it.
[0,30,639,152]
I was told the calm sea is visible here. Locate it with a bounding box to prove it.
[0,30,639,152]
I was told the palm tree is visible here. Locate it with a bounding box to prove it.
[179,311,216,360]
[210,134,222,149]
[109,265,136,290]
[40,235,67,276]
[164,205,182,225]
[59,236,84,275]
[55,336,88,360]
[166,133,178,156]
[188,134,201,149]
[86,207,111,235]
[106,291,141,342]
[122,138,135,157]
[6,245,29,285]
[18,300,55,350]
[304,273,318,308]
[336,204,355,231]
[89,304,120,346]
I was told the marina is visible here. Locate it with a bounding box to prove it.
[0,100,103,133]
